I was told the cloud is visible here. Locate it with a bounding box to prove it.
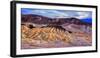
[75,12,91,19]
[21,8,92,19]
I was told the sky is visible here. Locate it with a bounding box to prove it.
[21,8,92,23]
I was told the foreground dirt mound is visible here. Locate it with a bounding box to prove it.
[21,25,92,49]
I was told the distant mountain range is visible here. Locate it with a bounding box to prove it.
[21,14,92,26]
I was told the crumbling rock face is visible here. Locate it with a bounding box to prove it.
[21,25,72,48]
